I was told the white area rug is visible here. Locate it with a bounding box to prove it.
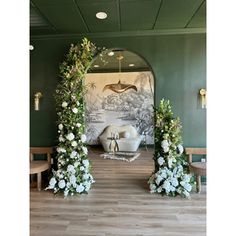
[101,152,140,162]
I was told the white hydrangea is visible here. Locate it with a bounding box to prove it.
[71,141,78,147]
[81,134,87,143]
[76,184,85,193]
[58,180,66,189]
[66,133,75,141]
[158,157,165,166]
[72,107,78,113]
[58,124,63,130]
[62,102,68,108]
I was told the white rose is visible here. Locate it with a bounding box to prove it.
[82,173,89,180]
[84,181,91,191]
[163,146,169,153]
[58,180,66,189]
[72,107,78,113]
[48,177,57,189]
[70,151,77,158]
[183,183,192,192]
[163,180,171,193]
[67,165,75,173]
[69,175,76,184]
[81,134,86,143]
[76,101,80,106]
[66,133,75,141]
[170,177,179,187]
[161,140,169,148]
[58,124,63,130]
[76,184,85,193]
[62,102,68,108]
[82,159,89,168]
[80,166,85,171]
[71,141,78,147]
[157,157,165,166]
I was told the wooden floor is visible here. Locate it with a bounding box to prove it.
[30,147,206,236]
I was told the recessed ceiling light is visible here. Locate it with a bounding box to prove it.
[94,64,99,68]
[129,63,135,67]
[96,12,107,19]
[108,51,114,56]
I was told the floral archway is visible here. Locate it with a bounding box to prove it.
[46,38,103,196]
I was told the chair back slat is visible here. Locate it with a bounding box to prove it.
[185,148,206,155]
[30,147,53,154]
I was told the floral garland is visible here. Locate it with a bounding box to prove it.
[148,99,194,198]
[46,38,102,196]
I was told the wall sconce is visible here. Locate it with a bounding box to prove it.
[199,89,207,109]
[34,92,43,111]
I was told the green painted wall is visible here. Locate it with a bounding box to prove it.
[30,33,206,147]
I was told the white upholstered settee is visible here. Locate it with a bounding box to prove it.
[99,125,143,152]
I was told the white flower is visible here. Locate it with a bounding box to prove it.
[161,140,169,148]
[168,158,173,168]
[177,144,184,154]
[82,159,89,168]
[183,174,191,183]
[71,141,78,147]
[69,175,76,184]
[57,147,66,153]
[163,146,169,153]
[170,177,179,187]
[84,182,91,191]
[48,177,57,189]
[83,173,89,180]
[157,186,162,193]
[70,151,77,158]
[160,171,167,179]
[72,107,78,113]
[183,190,190,198]
[163,180,171,193]
[76,101,80,106]
[58,180,66,189]
[150,184,157,191]
[82,146,88,155]
[76,123,81,128]
[66,182,71,188]
[62,102,68,108]
[58,124,63,130]
[81,134,86,143]
[76,184,85,193]
[66,133,75,141]
[67,165,75,174]
[59,135,65,142]
[64,189,69,197]
[156,175,163,185]
[80,166,85,171]
[170,185,176,192]
[183,183,192,192]
[158,157,165,166]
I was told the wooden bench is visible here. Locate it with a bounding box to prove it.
[30,147,53,191]
[185,147,206,193]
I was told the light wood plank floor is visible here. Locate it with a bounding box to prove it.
[30,147,206,236]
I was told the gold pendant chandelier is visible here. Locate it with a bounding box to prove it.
[103,54,137,93]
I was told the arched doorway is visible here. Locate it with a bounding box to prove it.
[84,49,155,147]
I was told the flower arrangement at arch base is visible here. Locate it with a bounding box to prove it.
[46,38,103,197]
[148,99,194,198]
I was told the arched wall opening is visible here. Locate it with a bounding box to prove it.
[84,48,156,146]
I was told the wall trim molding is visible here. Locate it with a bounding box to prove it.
[30,28,206,40]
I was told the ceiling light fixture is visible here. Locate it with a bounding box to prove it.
[94,64,99,68]
[96,12,107,19]
[129,63,135,67]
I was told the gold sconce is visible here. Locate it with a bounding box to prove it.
[34,92,43,111]
[199,89,207,109]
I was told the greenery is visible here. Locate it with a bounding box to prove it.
[148,99,194,198]
[46,38,103,196]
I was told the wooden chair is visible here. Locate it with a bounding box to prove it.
[30,147,53,191]
[185,147,206,193]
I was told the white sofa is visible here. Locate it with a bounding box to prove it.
[99,125,143,152]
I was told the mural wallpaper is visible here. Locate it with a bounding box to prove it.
[85,71,154,145]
